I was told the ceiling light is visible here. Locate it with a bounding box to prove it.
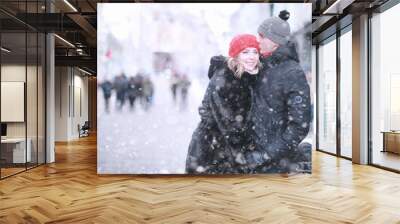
[323,0,342,14]
[63,0,78,12]
[78,67,92,76]
[1,47,11,53]
[54,34,75,48]
[322,0,355,15]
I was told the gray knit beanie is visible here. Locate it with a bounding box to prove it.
[257,10,291,46]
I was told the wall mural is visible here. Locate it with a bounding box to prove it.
[97,3,313,174]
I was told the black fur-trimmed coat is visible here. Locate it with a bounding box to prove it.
[185,62,258,174]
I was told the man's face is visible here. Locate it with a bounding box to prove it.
[257,34,279,56]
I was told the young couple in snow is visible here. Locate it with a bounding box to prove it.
[186,10,312,174]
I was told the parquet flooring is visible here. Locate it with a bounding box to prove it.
[1,135,400,223]
[1,167,26,178]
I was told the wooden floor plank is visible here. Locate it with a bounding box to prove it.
[0,135,400,223]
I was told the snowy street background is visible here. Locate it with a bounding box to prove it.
[97,74,204,174]
[97,3,312,174]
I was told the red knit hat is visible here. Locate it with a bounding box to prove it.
[228,34,260,58]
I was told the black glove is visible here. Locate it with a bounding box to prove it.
[208,55,226,79]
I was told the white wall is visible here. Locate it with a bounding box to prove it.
[1,65,26,151]
[55,66,69,141]
[71,73,89,138]
[1,64,46,164]
[1,65,25,134]
[55,67,89,141]
[1,65,38,138]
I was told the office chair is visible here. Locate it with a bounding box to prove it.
[79,121,90,138]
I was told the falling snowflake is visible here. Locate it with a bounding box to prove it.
[196,166,205,173]
[235,115,244,122]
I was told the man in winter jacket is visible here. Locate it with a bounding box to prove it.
[249,10,312,173]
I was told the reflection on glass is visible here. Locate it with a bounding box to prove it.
[371,4,400,171]
[340,30,352,158]
[38,33,46,165]
[318,38,337,154]
[27,31,38,169]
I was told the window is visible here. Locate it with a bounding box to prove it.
[318,36,337,154]
[340,28,352,158]
[371,3,400,171]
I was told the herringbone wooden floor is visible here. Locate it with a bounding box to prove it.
[1,135,400,224]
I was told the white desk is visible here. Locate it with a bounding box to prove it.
[1,138,31,163]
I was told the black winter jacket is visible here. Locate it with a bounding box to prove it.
[251,42,312,173]
[186,61,258,174]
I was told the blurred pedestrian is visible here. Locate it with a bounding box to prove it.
[135,73,145,105]
[142,76,154,110]
[170,71,180,103]
[127,76,138,111]
[179,74,191,109]
[113,73,129,111]
[100,80,113,113]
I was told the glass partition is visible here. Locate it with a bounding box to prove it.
[26,0,42,169]
[27,31,38,169]
[339,28,352,158]
[38,32,45,165]
[0,1,46,179]
[371,4,400,171]
[317,36,337,154]
[1,31,28,178]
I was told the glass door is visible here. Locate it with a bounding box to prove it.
[339,27,352,158]
[317,36,337,154]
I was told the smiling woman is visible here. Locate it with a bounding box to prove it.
[186,34,261,174]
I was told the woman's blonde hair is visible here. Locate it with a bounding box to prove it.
[227,57,262,79]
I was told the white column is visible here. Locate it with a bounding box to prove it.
[352,14,369,164]
[46,0,55,163]
[46,33,55,163]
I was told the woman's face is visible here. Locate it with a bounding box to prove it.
[237,47,259,72]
